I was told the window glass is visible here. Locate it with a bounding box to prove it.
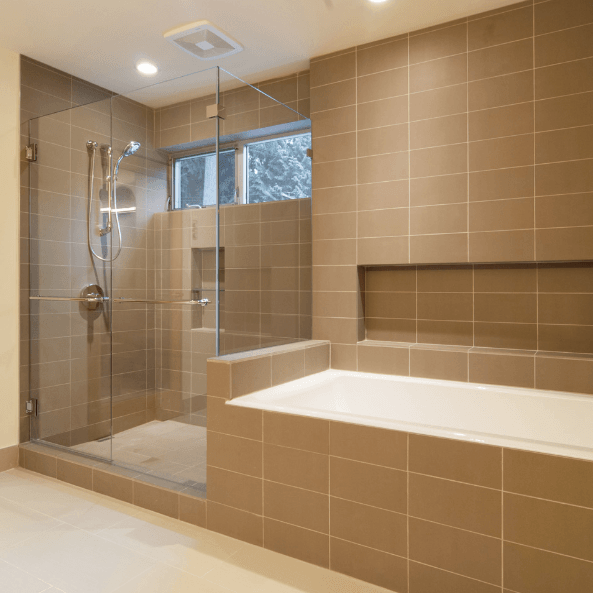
[246,133,311,203]
[175,149,235,209]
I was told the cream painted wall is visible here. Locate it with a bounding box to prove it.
[0,46,20,449]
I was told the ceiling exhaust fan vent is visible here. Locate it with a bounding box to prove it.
[164,21,243,61]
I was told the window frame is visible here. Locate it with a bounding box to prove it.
[170,129,311,210]
[171,145,238,210]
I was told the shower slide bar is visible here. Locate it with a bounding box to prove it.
[30,296,211,306]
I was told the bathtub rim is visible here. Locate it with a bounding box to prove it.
[227,369,593,462]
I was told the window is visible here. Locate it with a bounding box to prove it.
[245,134,311,203]
[174,149,236,209]
[172,132,311,209]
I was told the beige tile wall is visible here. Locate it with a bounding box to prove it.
[155,72,310,148]
[310,0,593,386]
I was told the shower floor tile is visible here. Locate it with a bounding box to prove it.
[71,420,207,490]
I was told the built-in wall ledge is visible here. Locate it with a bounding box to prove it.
[207,340,330,399]
[359,340,593,361]
[353,340,593,395]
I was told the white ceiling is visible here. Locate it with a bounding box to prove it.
[1,0,521,107]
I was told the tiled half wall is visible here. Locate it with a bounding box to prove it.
[310,0,593,386]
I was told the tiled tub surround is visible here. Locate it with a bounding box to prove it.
[209,383,593,592]
[310,0,593,371]
[358,263,593,393]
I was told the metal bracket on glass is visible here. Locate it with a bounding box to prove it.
[206,103,225,120]
[25,398,38,417]
[25,144,38,162]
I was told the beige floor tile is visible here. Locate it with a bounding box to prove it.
[110,564,232,593]
[0,561,51,593]
[96,510,243,577]
[0,522,154,593]
[0,495,61,551]
[0,469,140,532]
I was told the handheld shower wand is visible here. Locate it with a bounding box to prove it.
[87,140,141,262]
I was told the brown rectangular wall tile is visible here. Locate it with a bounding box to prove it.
[409,433,502,488]
[264,443,328,493]
[330,420,407,469]
[179,494,206,528]
[264,411,328,453]
[207,466,262,514]
[504,540,593,593]
[207,395,262,440]
[410,347,469,381]
[330,496,407,556]
[264,518,329,568]
[409,561,501,593]
[409,517,501,585]
[208,431,262,477]
[207,501,263,547]
[263,480,328,533]
[504,492,593,562]
[469,351,535,388]
[330,536,408,592]
[409,472,501,537]
[93,467,134,504]
[133,480,179,519]
[329,455,407,512]
[504,448,593,509]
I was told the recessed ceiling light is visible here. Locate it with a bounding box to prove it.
[367,0,389,3]
[136,61,158,75]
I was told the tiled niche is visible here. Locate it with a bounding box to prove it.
[359,263,593,394]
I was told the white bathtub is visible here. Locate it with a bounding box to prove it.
[228,369,593,461]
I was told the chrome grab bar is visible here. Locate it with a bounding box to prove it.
[30,296,210,306]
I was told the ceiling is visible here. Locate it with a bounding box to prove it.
[1,0,521,107]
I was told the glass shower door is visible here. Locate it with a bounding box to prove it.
[27,97,114,461]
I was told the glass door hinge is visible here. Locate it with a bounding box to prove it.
[25,144,38,162]
[25,399,38,417]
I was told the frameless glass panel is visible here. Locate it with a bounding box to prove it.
[246,133,312,203]
[105,69,217,494]
[26,96,114,460]
[217,69,312,355]
[175,149,235,209]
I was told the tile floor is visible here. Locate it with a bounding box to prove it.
[0,468,388,593]
[71,421,207,491]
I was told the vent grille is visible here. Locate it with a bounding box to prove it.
[164,21,243,60]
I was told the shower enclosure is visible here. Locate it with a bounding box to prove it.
[23,66,312,495]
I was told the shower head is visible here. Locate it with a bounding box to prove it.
[114,141,141,176]
[122,141,141,157]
